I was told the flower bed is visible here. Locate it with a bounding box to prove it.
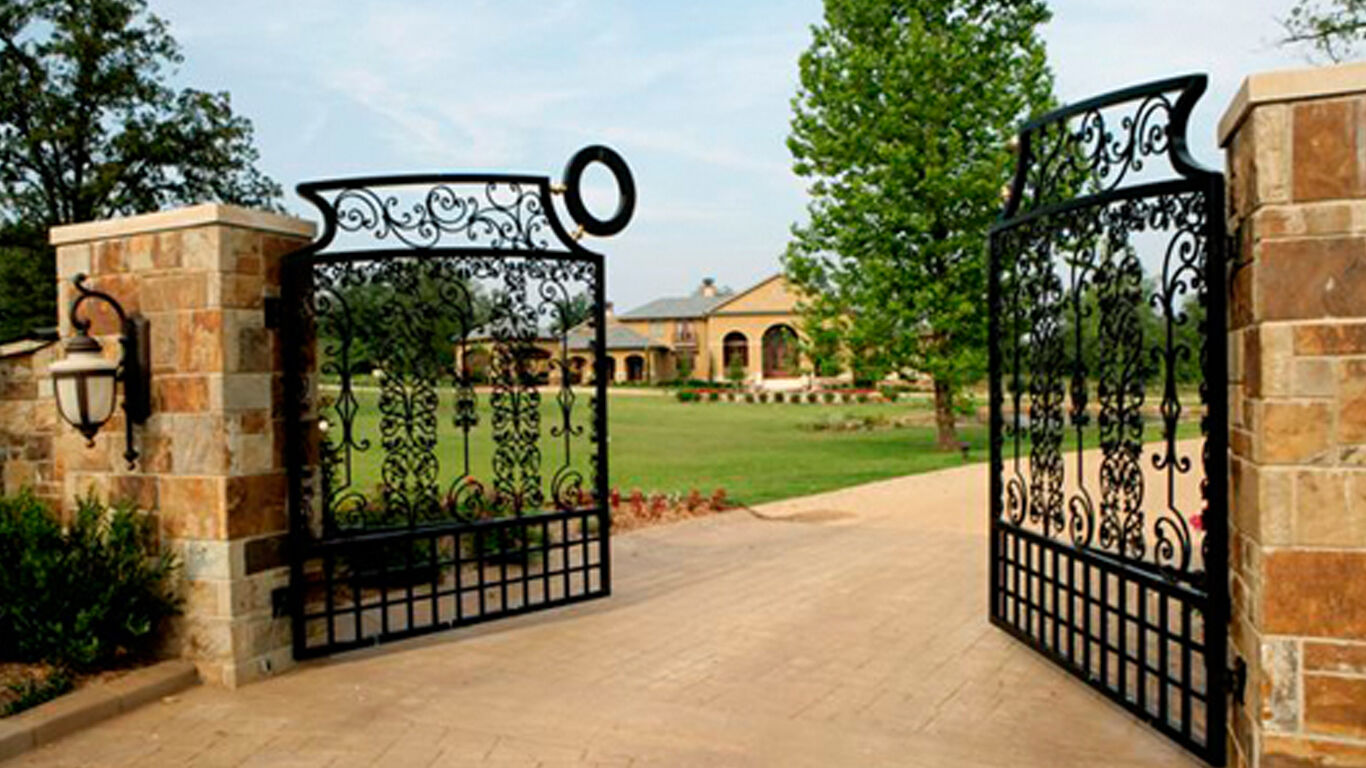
[609,488,732,532]
[675,387,881,404]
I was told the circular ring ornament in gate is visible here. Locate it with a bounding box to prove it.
[562,145,636,236]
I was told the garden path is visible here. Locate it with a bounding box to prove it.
[9,456,1202,767]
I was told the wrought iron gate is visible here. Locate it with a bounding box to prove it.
[987,77,1230,764]
[282,146,634,659]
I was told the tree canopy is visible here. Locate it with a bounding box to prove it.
[784,0,1055,448]
[0,0,281,340]
[1281,0,1366,61]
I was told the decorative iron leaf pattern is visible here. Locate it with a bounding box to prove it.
[282,175,605,539]
[988,77,1228,764]
[992,191,1211,582]
[330,182,551,250]
[280,151,630,664]
[297,254,598,533]
[1018,93,1176,211]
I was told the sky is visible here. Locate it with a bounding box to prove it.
[150,0,1316,311]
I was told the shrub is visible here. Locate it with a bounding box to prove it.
[0,492,180,672]
[744,393,755,403]
[676,389,700,403]
[822,392,835,403]
[708,391,719,402]
[726,359,746,385]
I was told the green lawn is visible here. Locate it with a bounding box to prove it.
[323,388,1200,508]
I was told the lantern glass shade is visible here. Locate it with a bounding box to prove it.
[50,342,119,442]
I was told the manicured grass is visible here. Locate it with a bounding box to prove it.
[325,387,1200,508]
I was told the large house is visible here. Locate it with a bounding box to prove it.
[601,275,804,385]
[462,274,815,387]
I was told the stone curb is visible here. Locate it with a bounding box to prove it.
[0,660,199,763]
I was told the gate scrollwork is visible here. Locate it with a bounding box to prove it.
[283,146,633,659]
[988,76,1229,765]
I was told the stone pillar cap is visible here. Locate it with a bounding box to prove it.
[1220,60,1366,146]
[50,203,315,246]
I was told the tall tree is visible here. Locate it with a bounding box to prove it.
[785,0,1055,450]
[1281,0,1366,61]
[0,0,281,340]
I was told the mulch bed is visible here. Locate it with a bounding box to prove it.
[0,662,136,717]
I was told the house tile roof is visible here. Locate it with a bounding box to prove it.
[617,294,731,320]
[567,324,662,351]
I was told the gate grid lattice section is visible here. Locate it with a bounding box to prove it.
[987,77,1230,765]
[283,148,634,659]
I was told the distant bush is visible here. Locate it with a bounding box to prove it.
[676,390,700,403]
[0,491,180,672]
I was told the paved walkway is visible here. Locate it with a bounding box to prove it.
[10,461,1200,767]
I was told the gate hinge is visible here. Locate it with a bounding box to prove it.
[264,296,281,330]
[1228,657,1247,705]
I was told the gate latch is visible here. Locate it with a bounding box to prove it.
[1228,657,1247,705]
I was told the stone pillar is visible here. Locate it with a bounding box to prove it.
[48,204,314,688]
[1221,62,1366,767]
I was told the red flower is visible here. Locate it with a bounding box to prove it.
[1189,513,1204,532]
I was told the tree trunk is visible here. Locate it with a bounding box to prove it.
[933,378,958,451]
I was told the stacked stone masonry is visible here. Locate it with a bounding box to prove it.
[0,339,59,507]
[38,204,314,688]
[1222,61,1366,768]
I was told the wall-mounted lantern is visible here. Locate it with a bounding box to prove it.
[50,273,151,469]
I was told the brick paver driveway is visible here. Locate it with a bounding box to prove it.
[12,460,1200,767]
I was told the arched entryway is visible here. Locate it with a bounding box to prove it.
[625,354,646,382]
[602,356,616,383]
[761,325,799,379]
[722,332,748,379]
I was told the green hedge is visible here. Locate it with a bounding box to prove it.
[0,492,180,672]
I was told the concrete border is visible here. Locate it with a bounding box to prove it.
[0,660,199,763]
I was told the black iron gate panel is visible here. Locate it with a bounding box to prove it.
[987,77,1229,765]
[282,147,634,659]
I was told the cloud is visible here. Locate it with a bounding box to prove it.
[151,0,1320,309]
